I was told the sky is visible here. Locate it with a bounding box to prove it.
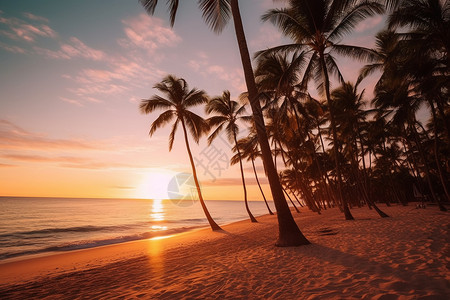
[0,0,386,200]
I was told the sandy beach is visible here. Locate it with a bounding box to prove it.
[0,205,448,299]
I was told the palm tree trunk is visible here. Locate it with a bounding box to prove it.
[252,158,274,215]
[428,100,450,203]
[181,119,222,230]
[234,133,257,222]
[319,53,354,220]
[230,0,309,246]
[282,186,300,213]
[410,122,447,212]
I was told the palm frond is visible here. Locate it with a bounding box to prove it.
[207,122,225,145]
[328,1,384,41]
[139,0,158,15]
[184,88,209,108]
[149,110,176,136]
[207,115,227,127]
[183,110,209,143]
[198,0,231,34]
[140,96,173,114]
[331,44,379,62]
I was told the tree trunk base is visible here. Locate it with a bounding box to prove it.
[344,206,355,220]
[276,234,310,247]
[438,204,448,212]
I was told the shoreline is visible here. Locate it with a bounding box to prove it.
[1,205,449,299]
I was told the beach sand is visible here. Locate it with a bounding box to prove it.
[0,205,448,299]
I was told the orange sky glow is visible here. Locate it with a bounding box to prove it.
[0,0,385,200]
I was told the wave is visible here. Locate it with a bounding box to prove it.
[0,218,212,240]
[0,225,205,261]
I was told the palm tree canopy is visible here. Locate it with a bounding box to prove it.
[205,90,249,144]
[140,75,209,150]
[257,0,384,94]
[139,0,232,33]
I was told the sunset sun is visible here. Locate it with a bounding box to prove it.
[135,170,175,200]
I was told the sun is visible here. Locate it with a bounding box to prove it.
[135,169,175,200]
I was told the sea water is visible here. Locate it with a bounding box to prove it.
[0,197,274,261]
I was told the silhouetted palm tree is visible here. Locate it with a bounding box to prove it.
[234,131,275,215]
[140,0,309,246]
[332,81,390,217]
[259,0,385,220]
[140,75,222,230]
[206,90,257,222]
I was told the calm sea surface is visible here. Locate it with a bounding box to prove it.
[0,197,274,261]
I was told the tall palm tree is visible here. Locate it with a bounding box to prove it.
[206,90,258,222]
[258,0,385,220]
[140,0,309,246]
[332,81,390,217]
[234,133,275,215]
[140,75,222,230]
[388,0,450,141]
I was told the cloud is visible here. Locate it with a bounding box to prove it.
[34,37,106,61]
[188,52,246,94]
[0,14,57,42]
[0,163,15,168]
[22,12,50,23]
[2,153,86,163]
[119,14,181,54]
[0,152,147,170]
[202,177,267,186]
[0,120,99,151]
[249,24,283,51]
[60,97,84,107]
[355,16,383,33]
[0,41,27,54]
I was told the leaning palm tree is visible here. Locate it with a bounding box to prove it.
[140,0,309,246]
[234,130,275,215]
[258,0,385,220]
[206,90,257,222]
[140,75,221,231]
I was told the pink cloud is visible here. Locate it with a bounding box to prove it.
[0,41,27,54]
[0,120,97,151]
[0,163,15,168]
[188,53,246,94]
[249,25,283,50]
[35,37,106,61]
[22,12,50,23]
[60,97,84,107]
[120,14,181,53]
[0,15,57,42]
[355,16,383,33]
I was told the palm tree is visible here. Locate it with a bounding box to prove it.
[234,132,275,215]
[258,0,385,220]
[206,90,258,222]
[332,81,390,217]
[140,0,309,246]
[140,75,222,230]
[388,0,450,139]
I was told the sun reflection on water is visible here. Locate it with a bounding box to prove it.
[150,199,168,231]
[151,199,165,222]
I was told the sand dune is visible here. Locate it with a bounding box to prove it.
[0,205,448,299]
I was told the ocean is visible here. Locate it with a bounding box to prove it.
[0,197,274,262]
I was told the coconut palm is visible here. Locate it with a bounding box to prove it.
[234,132,275,215]
[140,0,309,246]
[388,0,450,141]
[206,90,257,222]
[258,0,385,220]
[332,81,390,217]
[140,75,221,230]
